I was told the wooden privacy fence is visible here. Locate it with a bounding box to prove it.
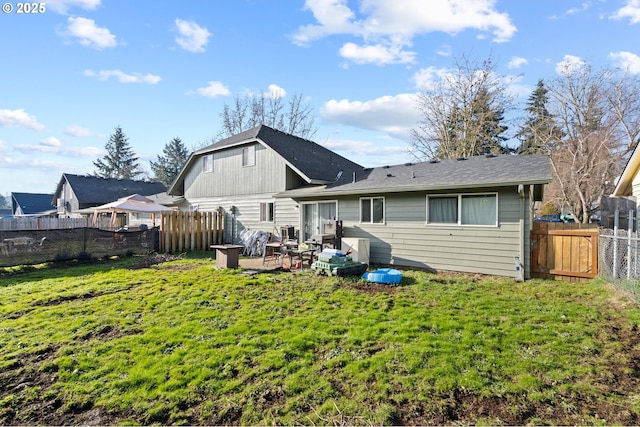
[161,211,224,253]
[531,222,599,282]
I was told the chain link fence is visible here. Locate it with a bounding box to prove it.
[0,227,160,268]
[598,208,640,304]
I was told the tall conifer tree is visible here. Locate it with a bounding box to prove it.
[150,137,188,186]
[93,126,142,179]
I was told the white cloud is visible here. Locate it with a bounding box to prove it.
[411,66,451,90]
[84,69,161,84]
[293,0,516,65]
[0,109,45,131]
[61,17,117,49]
[65,125,93,137]
[175,19,212,53]
[508,56,528,69]
[195,81,231,98]
[40,137,62,148]
[265,84,286,98]
[339,42,416,65]
[611,0,640,24]
[292,0,358,46]
[566,2,591,15]
[46,0,101,14]
[0,156,14,167]
[436,44,452,57]
[555,54,587,75]
[321,137,409,158]
[320,94,419,140]
[0,139,11,166]
[610,51,640,74]
[16,139,102,157]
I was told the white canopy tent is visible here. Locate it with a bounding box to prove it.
[90,194,173,227]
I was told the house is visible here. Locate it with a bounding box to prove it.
[169,125,552,278]
[277,154,551,278]
[612,144,640,204]
[53,174,167,226]
[168,125,363,241]
[11,192,56,217]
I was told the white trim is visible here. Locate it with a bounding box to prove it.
[426,192,499,227]
[259,201,274,222]
[359,196,386,225]
[202,154,214,173]
[242,145,256,167]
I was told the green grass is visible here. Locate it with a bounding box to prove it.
[1,255,640,425]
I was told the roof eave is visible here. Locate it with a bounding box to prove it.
[613,146,640,197]
[275,179,551,199]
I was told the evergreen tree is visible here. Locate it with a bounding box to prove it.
[472,87,511,155]
[433,86,510,158]
[93,126,142,179]
[0,194,10,209]
[516,79,562,154]
[411,54,517,160]
[150,137,189,186]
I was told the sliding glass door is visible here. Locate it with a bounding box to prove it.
[301,201,337,241]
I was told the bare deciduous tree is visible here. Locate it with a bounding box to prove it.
[216,92,317,141]
[410,55,517,160]
[544,63,640,222]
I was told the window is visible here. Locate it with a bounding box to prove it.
[203,154,213,173]
[243,145,256,167]
[427,196,457,223]
[427,193,497,226]
[301,201,337,241]
[360,197,385,224]
[260,202,274,222]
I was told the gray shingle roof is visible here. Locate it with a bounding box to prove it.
[56,174,167,207]
[276,154,552,198]
[196,125,363,183]
[11,192,55,215]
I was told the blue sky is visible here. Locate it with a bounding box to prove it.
[1,0,640,198]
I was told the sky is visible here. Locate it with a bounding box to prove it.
[1,0,640,198]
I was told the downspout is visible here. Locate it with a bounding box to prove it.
[518,184,525,279]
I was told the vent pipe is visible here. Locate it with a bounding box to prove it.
[352,171,356,183]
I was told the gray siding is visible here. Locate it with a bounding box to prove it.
[184,143,289,199]
[299,187,529,277]
[184,195,299,244]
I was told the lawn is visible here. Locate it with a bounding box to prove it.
[1,254,640,425]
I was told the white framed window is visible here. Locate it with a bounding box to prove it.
[360,196,385,224]
[260,202,274,222]
[203,154,213,173]
[427,193,498,226]
[243,145,256,167]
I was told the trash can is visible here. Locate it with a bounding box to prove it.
[211,244,244,269]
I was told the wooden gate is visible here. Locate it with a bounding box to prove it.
[531,222,599,282]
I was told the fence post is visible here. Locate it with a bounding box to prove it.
[637,207,640,279]
[613,209,619,279]
[629,210,634,280]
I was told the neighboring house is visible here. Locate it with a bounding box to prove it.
[53,174,167,226]
[169,125,552,278]
[612,144,640,204]
[11,192,56,217]
[168,125,363,242]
